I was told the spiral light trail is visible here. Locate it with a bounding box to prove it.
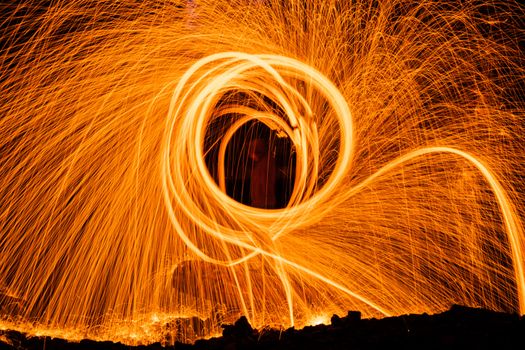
[1,0,524,345]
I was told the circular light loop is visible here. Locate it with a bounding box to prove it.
[161,52,355,265]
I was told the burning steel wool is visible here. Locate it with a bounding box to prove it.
[1,0,524,346]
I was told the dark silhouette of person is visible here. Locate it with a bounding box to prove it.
[247,137,277,209]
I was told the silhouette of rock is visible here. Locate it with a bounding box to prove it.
[1,305,524,349]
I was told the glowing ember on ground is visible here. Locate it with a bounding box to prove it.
[307,315,331,327]
[0,0,524,346]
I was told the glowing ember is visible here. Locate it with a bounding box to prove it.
[307,315,331,327]
[0,0,524,346]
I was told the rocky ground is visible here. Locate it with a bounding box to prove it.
[1,305,523,350]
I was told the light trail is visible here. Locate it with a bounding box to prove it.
[0,0,524,346]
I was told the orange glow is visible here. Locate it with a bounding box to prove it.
[307,314,331,327]
[1,0,524,346]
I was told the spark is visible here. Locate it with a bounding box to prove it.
[1,0,524,345]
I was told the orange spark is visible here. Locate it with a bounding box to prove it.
[0,0,524,345]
